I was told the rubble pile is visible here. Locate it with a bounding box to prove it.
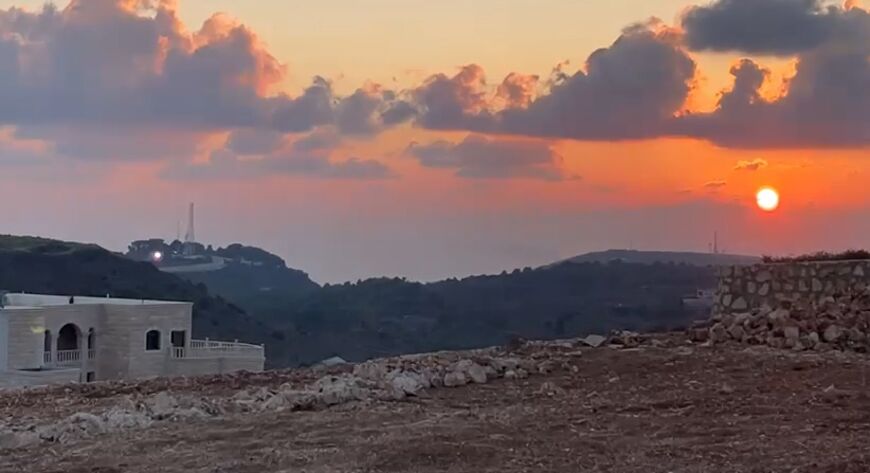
[693,287,870,352]
[1,339,603,450]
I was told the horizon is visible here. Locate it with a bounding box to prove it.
[0,0,867,283]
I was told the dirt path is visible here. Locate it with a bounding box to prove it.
[3,342,870,472]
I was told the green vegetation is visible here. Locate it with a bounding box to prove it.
[762,250,870,263]
[185,257,717,366]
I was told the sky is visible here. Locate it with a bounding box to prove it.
[0,0,867,283]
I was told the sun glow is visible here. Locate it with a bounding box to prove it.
[756,187,780,212]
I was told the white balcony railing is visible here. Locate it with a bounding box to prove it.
[55,349,82,367]
[171,339,264,360]
[43,351,52,364]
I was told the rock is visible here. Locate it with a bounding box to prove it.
[812,279,823,292]
[467,364,488,384]
[146,392,178,420]
[0,430,39,449]
[823,325,843,343]
[731,297,748,310]
[536,360,557,375]
[689,328,709,342]
[311,375,371,406]
[537,382,565,397]
[756,270,772,282]
[709,323,729,343]
[103,408,152,430]
[855,266,865,277]
[353,362,387,381]
[758,283,770,296]
[728,324,746,341]
[784,326,800,343]
[443,371,468,388]
[388,371,429,397]
[808,331,821,347]
[580,334,607,348]
[489,357,520,373]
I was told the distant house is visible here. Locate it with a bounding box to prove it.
[0,293,265,388]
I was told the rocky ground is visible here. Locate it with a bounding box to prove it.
[3,333,870,473]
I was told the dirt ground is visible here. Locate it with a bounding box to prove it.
[3,340,870,473]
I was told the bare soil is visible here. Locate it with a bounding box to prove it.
[3,340,870,473]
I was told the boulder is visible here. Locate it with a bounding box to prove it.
[823,325,843,343]
[443,371,468,388]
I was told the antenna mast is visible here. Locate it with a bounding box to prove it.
[184,203,196,243]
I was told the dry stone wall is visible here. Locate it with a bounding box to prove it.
[714,260,870,315]
[700,260,870,352]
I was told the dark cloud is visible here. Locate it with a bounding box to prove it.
[411,64,496,132]
[166,148,392,181]
[704,180,727,189]
[407,135,571,181]
[291,128,342,153]
[681,0,841,55]
[226,129,286,155]
[408,22,697,141]
[0,1,406,160]
[499,22,696,140]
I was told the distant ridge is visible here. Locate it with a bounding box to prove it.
[551,249,760,267]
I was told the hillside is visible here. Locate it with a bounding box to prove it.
[197,257,718,366]
[553,249,760,267]
[0,235,276,363]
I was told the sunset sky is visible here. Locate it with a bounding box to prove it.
[0,0,867,283]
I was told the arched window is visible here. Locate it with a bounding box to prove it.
[44,330,52,352]
[57,324,80,351]
[145,330,161,351]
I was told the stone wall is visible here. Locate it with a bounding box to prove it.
[714,260,870,315]
[699,259,870,351]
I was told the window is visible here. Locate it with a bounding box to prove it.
[145,330,161,351]
[171,330,186,348]
[87,328,95,350]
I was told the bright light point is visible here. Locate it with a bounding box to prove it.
[151,251,163,262]
[756,187,780,212]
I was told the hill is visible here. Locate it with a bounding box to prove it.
[205,259,718,366]
[0,235,277,364]
[552,249,760,267]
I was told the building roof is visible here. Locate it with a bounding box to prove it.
[0,293,189,310]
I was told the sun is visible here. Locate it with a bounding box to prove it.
[756,187,780,212]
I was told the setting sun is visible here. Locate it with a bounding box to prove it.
[756,187,780,212]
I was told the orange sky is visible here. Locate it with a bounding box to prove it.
[0,0,867,282]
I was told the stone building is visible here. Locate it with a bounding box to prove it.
[0,293,265,388]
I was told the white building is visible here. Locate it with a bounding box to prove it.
[0,293,265,388]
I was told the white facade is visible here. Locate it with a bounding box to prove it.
[0,293,265,388]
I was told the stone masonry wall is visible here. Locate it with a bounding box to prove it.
[700,259,870,352]
[714,260,870,316]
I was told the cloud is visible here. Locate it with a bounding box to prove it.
[226,129,286,155]
[734,158,768,171]
[673,2,870,148]
[408,21,698,141]
[704,180,727,189]
[0,1,407,160]
[167,148,392,181]
[681,0,843,55]
[407,135,571,181]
